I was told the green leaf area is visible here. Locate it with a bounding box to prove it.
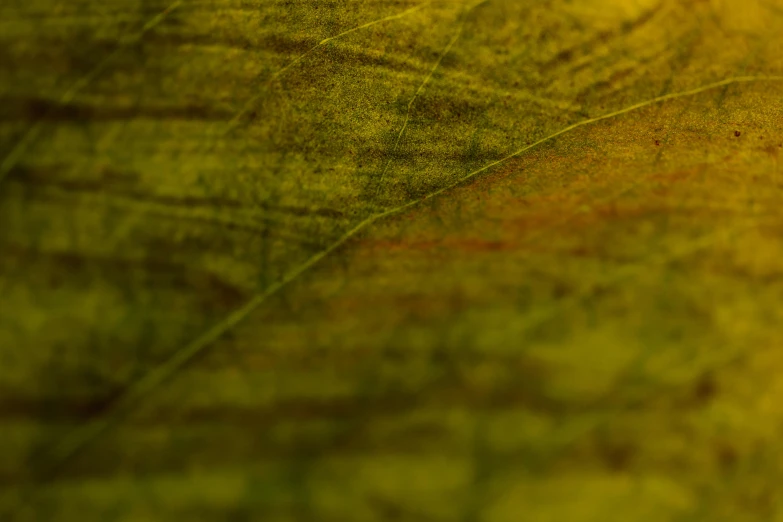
[1,0,783,519]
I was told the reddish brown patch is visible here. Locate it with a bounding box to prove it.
[716,443,738,470]
[761,144,780,158]
[443,238,507,252]
[648,164,706,184]
[693,372,718,404]
[361,239,441,254]
[601,442,635,472]
[591,202,659,221]
[502,212,575,238]
[567,246,598,257]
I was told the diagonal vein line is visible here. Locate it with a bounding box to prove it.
[376,0,487,193]
[398,75,783,212]
[1,2,429,184]
[36,214,379,474]
[225,1,433,133]
[0,1,183,187]
[37,74,783,476]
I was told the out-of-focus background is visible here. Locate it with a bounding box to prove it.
[2,0,783,519]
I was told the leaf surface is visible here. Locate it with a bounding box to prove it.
[1,0,783,519]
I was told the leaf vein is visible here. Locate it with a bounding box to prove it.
[35,73,783,478]
[376,0,488,193]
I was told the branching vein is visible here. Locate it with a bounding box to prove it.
[225,1,433,133]
[376,0,487,192]
[35,74,783,478]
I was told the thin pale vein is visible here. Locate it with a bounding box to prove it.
[376,0,487,192]
[36,74,783,476]
[225,1,433,133]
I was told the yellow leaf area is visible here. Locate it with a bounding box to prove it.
[2,0,783,520]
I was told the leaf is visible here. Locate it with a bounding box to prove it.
[1,0,783,519]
